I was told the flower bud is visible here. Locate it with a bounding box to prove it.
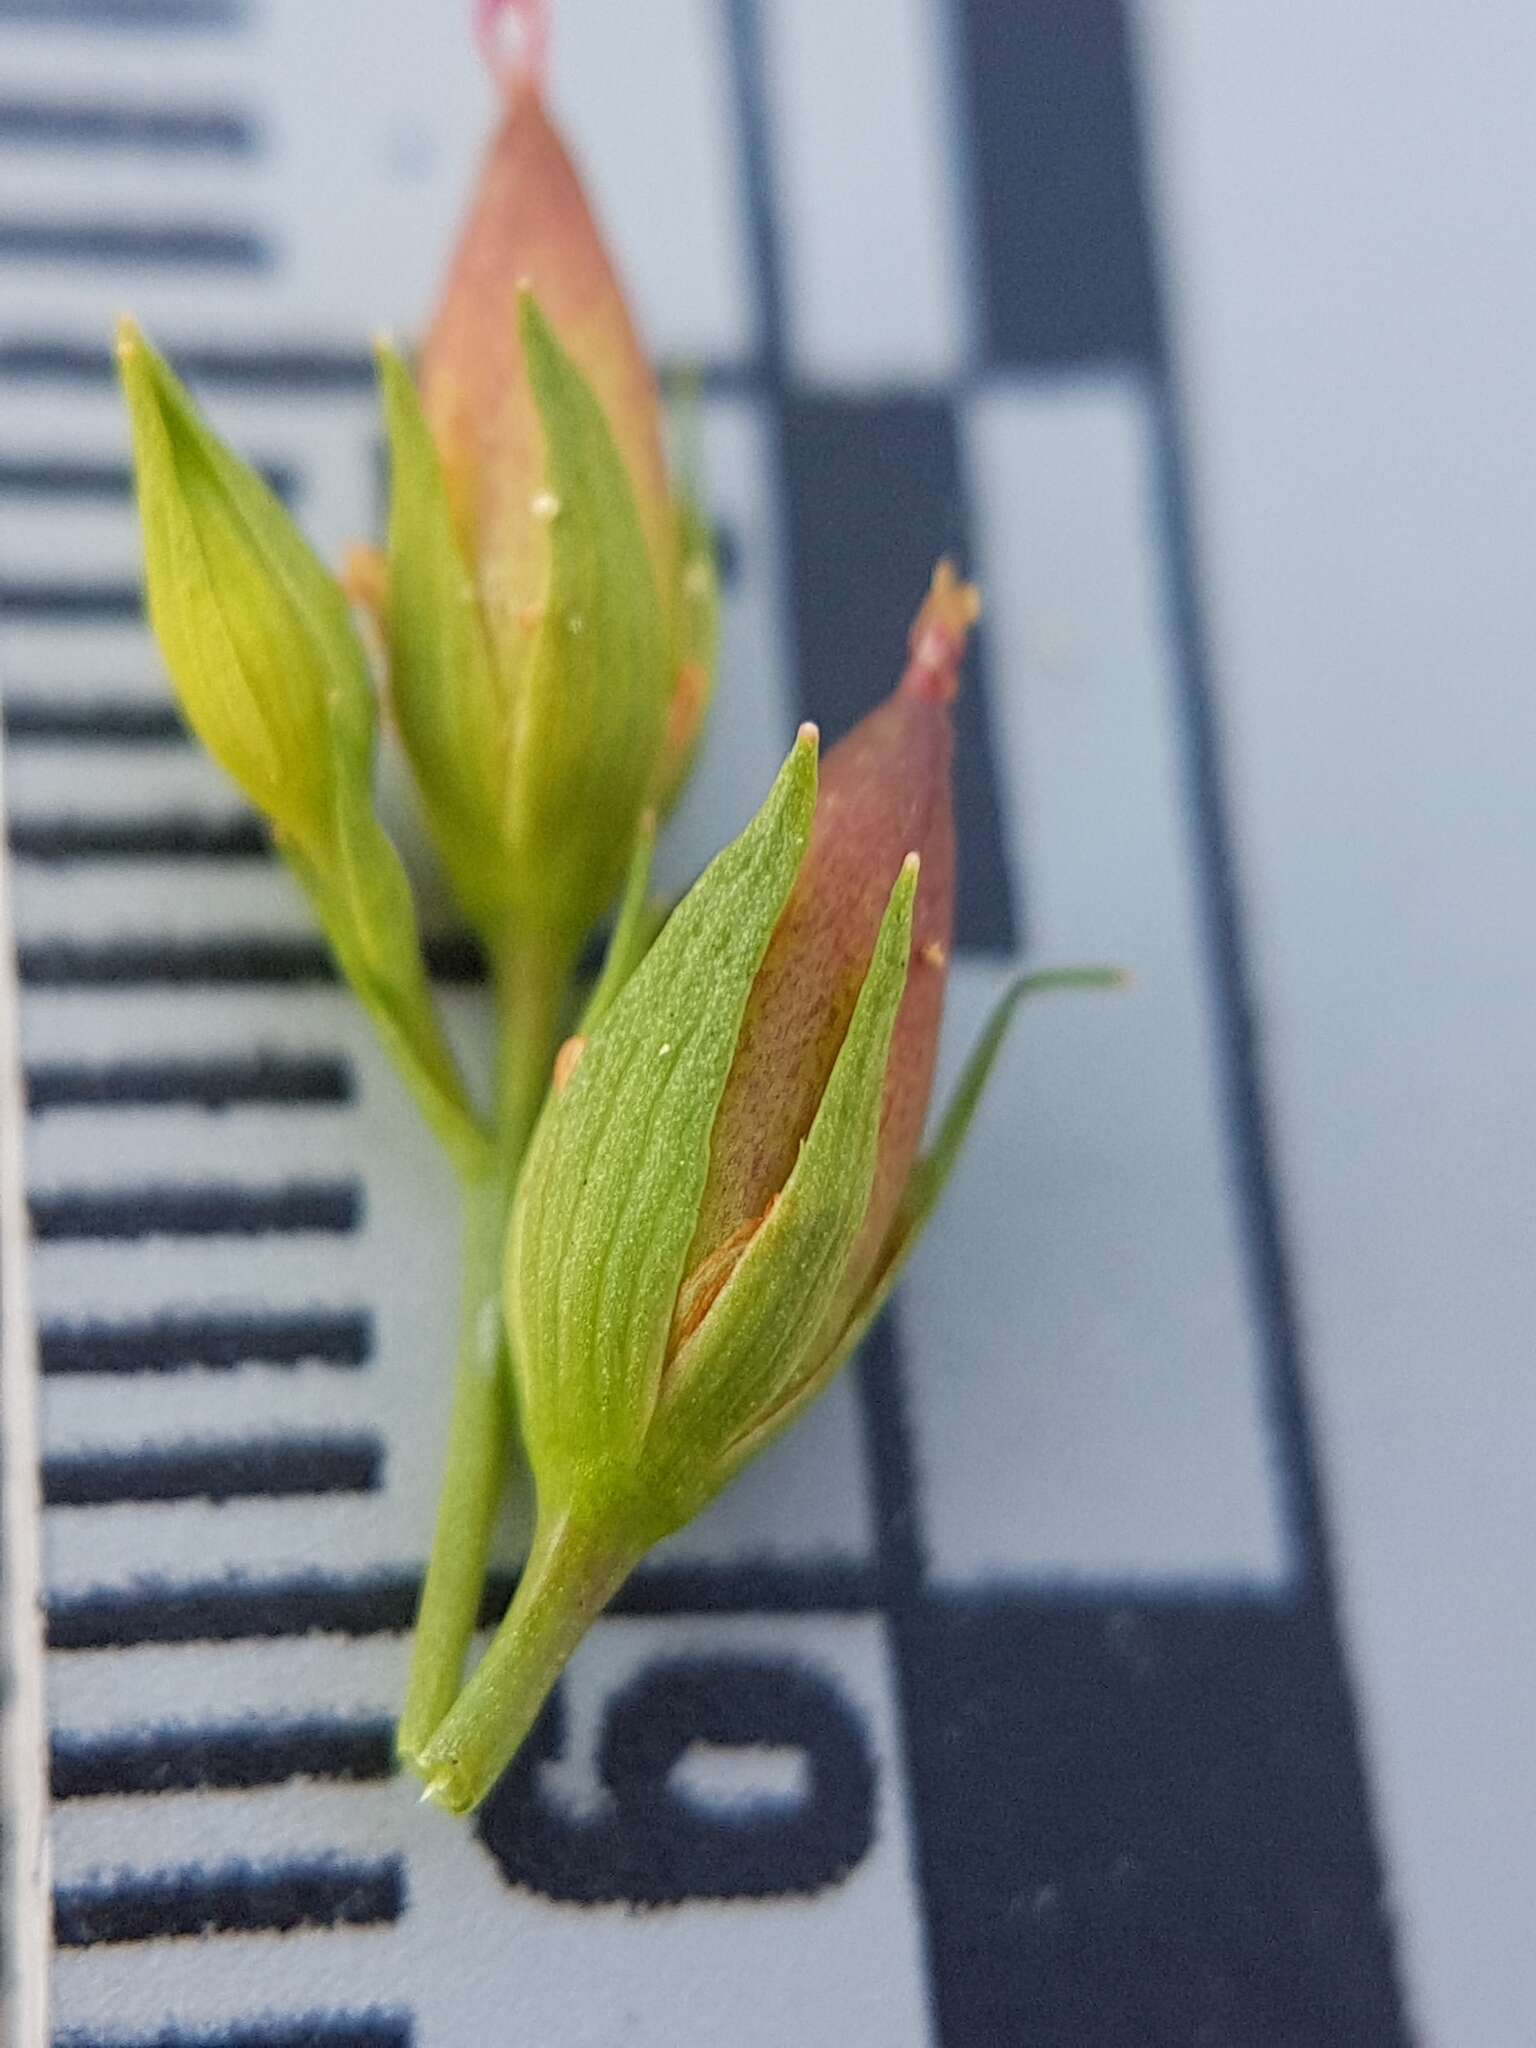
[380,296,668,949]
[683,561,977,1353]
[376,11,716,950]
[118,319,485,1172]
[117,318,370,864]
[413,568,1117,1815]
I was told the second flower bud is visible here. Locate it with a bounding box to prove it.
[373,58,717,964]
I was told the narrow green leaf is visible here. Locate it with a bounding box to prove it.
[674,489,719,676]
[506,729,819,1486]
[903,967,1126,1241]
[653,483,719,816]
[378,343,507,934]
[647,857,919,1515]
[726,965,1128,1471]
[507,293,670,945]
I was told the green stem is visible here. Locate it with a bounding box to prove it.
[396,1168,512,1764]
[489,929,574,1178]
[397,931,571,1766]
[415,1504,641,1814]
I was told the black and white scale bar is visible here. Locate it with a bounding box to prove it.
[19,930,487,987]
[9,810,268,861]
[29,1178,361,1241]
[0,96,257,155]
[52,1714,395,1800]
[0,219,269,268]
[42,1430,382,1506]
[54,1854,405,1948]
[2,697,186,744]
[55,2014,413,2048]
[40,1307,373,1374]
[47,1559,882,1651]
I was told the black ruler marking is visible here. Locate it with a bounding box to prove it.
[0,95,257,155]
[40,1308,373,1375]
[54,1854,405,1947]
[52,1716,395,1801]
[0,456,293,501]
[43,1432,383,1506]
[0,337,377,391]
[0,0,248,25]
[30,1178,362,1241]
[47,1560,881,1650]
[0,576,141,620]
[27,1052,355,1113]
[55,2015,412,2048]
[0,218,269,268]
[3,698,187,744]
[0,334,754,394]
[19,930,487,986]
[10,811,269,861]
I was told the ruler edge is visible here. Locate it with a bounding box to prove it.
[0,713,53,2048]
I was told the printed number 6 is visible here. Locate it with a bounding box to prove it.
[477,1655,876,1903]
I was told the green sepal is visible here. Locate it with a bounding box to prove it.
[506,293,670,946]
[717,965,1126,1477]
[377,342,506,937]
[576,809,659,1038]
[506,729,819,1494]
[647,857,919,1520]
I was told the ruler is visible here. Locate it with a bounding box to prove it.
[1,4,1408,2043]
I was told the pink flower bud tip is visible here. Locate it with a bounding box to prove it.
[901,559,981,706]
[477,0,548,87]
